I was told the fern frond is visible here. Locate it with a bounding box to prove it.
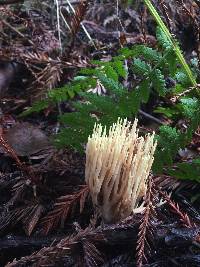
[168,159,200,182]
[132,58,151,75]
[112,60,127,78]
[21,77,97,116]
[119,45,161,63]
[179,97,199,119]
[164,50,177,76]
[103,65,119,81]
[156,27,172,50]
[151,69,166,96]
[153,126,182,172]
[138,79,151,103]
[96,72,125,96]
[40,185,89,235]
[133,45,161,63]
[175,71,191,87]
[20,99,50,116]
[80,92,119,115]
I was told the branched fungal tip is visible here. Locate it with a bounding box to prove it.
[85,118,157,223]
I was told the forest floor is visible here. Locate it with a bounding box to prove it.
[0,1,200,266]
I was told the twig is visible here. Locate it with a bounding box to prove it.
[6,224,104,267]
[54,0,62,52]
[139,109,164,125]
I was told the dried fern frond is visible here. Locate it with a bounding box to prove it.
[31,62,63,99]
[85,118,157,223]
[136,175,157,267]
[6,224,104,267]
[158,189,195,228]
[40,185,89,235]
[0,204,43,236]
[70,0,88,36]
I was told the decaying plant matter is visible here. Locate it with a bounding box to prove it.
[85,118,157,223]
[1,1,200,266]
[40,185,89,235]
[136,175,157,267]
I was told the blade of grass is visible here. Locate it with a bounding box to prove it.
[143,0,199,95]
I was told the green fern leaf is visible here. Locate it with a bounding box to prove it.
[79,92,118,116]
[118,47,136,58]
[153,126,182,172]
[175,71,191,86]
[156,27,172,50]
[96,72,126,97]
[54,127,91,152]
[79,68,97,75]
[119,45,160,63]
[168,159,200,182]
[59,112,96,129]
[126,89,141,114]
[103,65,119,82]
[20,99,50,116]
[165,50,178,76]
[151,69,166,96]
[179,97,199,119]
[134,45,161,63]
[112,60,127,78]
[138,79,150,103]
[132,58,151,75]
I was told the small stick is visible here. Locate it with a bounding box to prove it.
[139,109,164,125]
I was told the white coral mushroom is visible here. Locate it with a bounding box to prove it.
[85,118,157,223]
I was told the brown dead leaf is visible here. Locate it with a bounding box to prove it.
[1,122,50,156]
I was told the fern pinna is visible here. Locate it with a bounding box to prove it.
[23,27,199,174]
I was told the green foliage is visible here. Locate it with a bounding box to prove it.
[132,58,151,75]
[151,69,166,96]
[24,26,200,180]
[144,0,197,88]
[153,126,182,172]
[21,99,50,116]
[21,77,97,116]
[175,71,191,87]
[112,60,127,78]
[179,97,199,119]
[168,159,200,182]
[55,88,141,152]
[137,79,150,104]
[154,106,179,118]
[96,72,125,97]
[153,97,200,173]
[156,26,172,50]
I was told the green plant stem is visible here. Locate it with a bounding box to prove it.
[143,0,199,96]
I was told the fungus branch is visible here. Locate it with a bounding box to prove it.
[85,118,157,223]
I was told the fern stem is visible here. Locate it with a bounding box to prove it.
[143,0,199,94]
